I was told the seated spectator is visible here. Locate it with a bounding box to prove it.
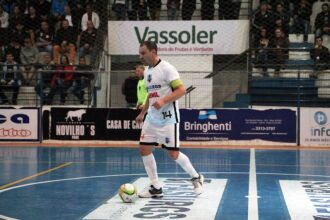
[113,0,126,21]
[274,3,290,36]
[68,56,93,104]
[20,37,39,85]
[36,21,54,54]
[181,0,196,20]
[61,4,79,31]
[53,19,76,64]
[6,38,21,63]
[218,0,241,20]
[0,52,21,105]
[11,21,29,46]
[51,0,68,18]
[147,0,161,20]
[315,3,330,37]
[9,5,24,29]
[252,2,274,39]
[254,26,269,47]
[2,0,15,13]
[127,0,148,21]
[79,20,96,58]
[47,55,73,104]
[0,20,9,45]
[292,0,312,42]
[35,0,51,17]
[81,4,99,31]
[201,0,215,20]
[256,37,271,76]
[0,4,9,28]
[24,5,41,44]
[35,52,56,104]
[167,0,180,20]
[310,36,330,74]
[271,28,290,75]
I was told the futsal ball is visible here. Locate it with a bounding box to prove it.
[118,183,137,203]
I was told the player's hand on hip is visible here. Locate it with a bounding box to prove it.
[152,99,165,110]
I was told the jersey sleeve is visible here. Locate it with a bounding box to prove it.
[165,63,181,85]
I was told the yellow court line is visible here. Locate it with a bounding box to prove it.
[0,162,73,190]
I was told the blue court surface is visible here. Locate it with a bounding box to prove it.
[1,146,330,220]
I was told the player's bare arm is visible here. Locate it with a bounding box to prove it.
[136,94,149,124]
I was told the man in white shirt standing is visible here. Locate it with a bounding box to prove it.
[136,41,204,198]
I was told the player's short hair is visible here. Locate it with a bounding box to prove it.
[140,41,158,53]
[135,64,145,70]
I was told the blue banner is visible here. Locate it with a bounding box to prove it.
[180,109,296,143]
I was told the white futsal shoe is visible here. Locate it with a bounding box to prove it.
[191,173,204,195]
[138,185,163,198]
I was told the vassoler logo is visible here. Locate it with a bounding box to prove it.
[314,111,327,125]
[198,110,217,120]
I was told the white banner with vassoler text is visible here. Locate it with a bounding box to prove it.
[108,20,249,55]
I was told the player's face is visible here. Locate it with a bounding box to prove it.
[139,45,153,66]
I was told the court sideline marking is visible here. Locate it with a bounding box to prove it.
[248,148,259,220]
[0,162,73,190]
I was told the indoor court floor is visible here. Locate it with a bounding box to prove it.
[0,146,330,220]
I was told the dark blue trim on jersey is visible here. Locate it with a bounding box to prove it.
[153,59,161,68]
[173,102,179,123]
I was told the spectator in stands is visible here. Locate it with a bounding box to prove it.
[81,4,99,31]
[9,5,24,29]
[1,0,15,13]
[201,0,215,20]
[51,0,68,17]
[315,3,330,37]
[73,1,85,23]
[218,0,241,20]
[35,0,51,17]
[6,38,21,63]
[135,64,147,109]
[292,0,312,42]
[20,37,39,85]
[126,0,147,20]
[252,2,274,38]
[36,21,54,55]
[113,0,126,20]
[0,51,21,104]
[79,20,96,58]
[310,36,330,74]
[53,19,76,64]
[274,3,290,36]
[61,4,79,31]
[24,5,41,44]
[182,0,196,20]
[256,36,271,76]
[0,20,9,45]
[271,27,290,75]
[167,0,180,20]
[48,54,73,104]
[69,56,92,104]
[147,0,161,20]
[10,21,28,46]
[0,4,9,28]
[35,52,55,104]
[122,72,139,107]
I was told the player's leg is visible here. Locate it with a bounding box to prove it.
[138,121,163,198]
[163,123,204,195]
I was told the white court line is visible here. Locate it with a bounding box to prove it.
[248,148,259,220]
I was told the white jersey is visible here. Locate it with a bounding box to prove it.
[144,60,180,126]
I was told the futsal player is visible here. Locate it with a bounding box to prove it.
[136,41,204,198]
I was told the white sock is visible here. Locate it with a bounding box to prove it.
[142,153,161,189]
[175,152,199,178]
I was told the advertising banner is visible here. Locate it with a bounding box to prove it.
[180,109,296,142]
[0,108,39,141]
[300,108,330,146]
[108,20,249,55]
[50,108,141,140]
